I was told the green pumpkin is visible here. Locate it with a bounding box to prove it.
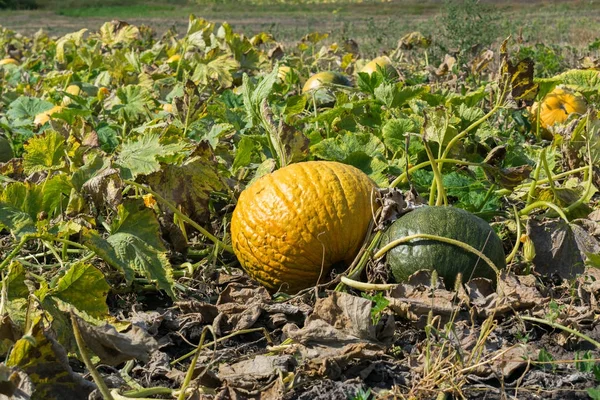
[381,206,506,286]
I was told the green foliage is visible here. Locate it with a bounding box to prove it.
[0,13,599,399]
[361,292,389,326]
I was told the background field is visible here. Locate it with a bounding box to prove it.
[1,0,600,59]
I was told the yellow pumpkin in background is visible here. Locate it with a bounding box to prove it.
[302,71,352,93]
[360,56,398,79]
[231,161,377,293]
[166,54,181,64]
[0,58,18,66]
[62,84,81,106]
[531,87,587,138]
[34,105,63,126]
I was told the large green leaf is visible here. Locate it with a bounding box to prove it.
[115,132,188,179]
[536,69,600,96]
[0,182,44,237]
[382,118,418,154]
[110,85,154,123]
[6,97,54,127]
[83,201,174,298]
[311,132,385,161]
[191,54,239,88]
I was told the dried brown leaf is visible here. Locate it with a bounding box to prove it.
[73,315,158,366]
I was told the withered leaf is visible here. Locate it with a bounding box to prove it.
[72,314,158,366]
[6,320,96,399]
[0,365,33,400]
[285,291,392,345]
[146,142,228,225]
[482,164,532,190]
[500,38,539,106]
[527,219,600,279]
[470,49,494,75]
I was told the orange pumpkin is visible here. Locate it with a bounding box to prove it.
[231,161,377,293]
[531,87,587,138]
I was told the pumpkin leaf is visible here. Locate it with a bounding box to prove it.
[6,97,54,127]
[527,219,600,280]
[536,69,600,96]
[6,319,96,399]
[84,201,174,298]
[22,130,67,175]
[52,263,110,318]
[382,118,417,154]
[115,132,188,180]
[146,142,228,224]
[71,314,158,366]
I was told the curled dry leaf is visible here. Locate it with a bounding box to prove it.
[218,355,296,390]
[81,167,122,209]
[72,314,158,366]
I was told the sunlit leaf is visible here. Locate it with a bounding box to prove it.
[52,263,110,318]
[22,130,66,174]
[115,132,188,179]
[84,201,174,298]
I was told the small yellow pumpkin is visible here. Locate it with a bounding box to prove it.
[34,105,63,126]
[0,58,18,66]
[302,71,352,93]
[531,87,587,138]
[360,56,398,79]
[231,161,377,293]
[62,84,81,106]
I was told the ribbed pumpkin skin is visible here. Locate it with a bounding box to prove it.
[231,161,377,293]
[302,71,352,93]
[382,206,506,286]
[532,88,587,136]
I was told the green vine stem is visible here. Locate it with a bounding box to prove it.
[340,276,396,291]
[540,148,558,202]
[505,205,522,265]
[373,233,500,276]
[495,166,588,196]
[348,230,383,280]
[71,311,115,400]
[520,316,600,349]
[389,158,481,188]
[423,139,447,206]
[123,180,234,254]
[0,234,35,272]
[526,152,543,206]
[178,326,216,400]
[518,200,569,223]
[428,79,509,200]
[113,387,176,400]
[565,161,594,214]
